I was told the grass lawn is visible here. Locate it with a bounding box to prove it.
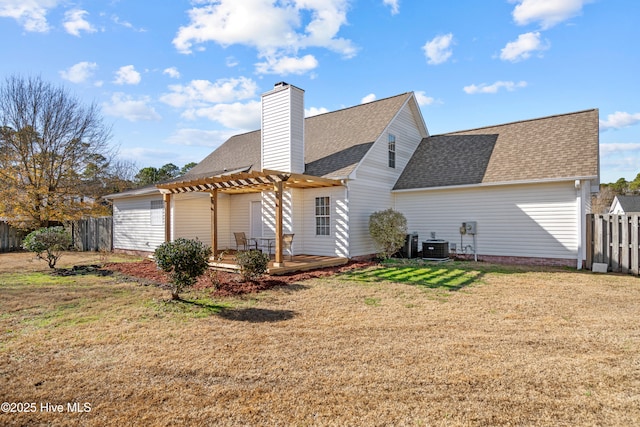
[1,252,639,426]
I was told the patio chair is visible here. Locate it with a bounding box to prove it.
[233,232,257,251]
[283,233,294,260]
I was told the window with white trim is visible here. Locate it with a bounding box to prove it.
[388,133,396,168]
[150,200,164,226]
[315,196,330,236]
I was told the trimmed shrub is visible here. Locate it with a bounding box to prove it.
[154,238,212,300]
[235,250,269,281]
[369,208,408,259]
[23,226,72,269]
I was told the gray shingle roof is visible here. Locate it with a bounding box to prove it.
[394,109,599,190]
[186,92,413,180]
[613,195,640,213]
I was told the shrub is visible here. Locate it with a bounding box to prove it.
[154,238,212,300]
[369,208,407,259]
[235,250,269,281]
[23,226,72,269]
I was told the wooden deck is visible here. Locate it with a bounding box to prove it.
[209,252,348,275]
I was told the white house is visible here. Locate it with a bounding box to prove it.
[105,82,600,269]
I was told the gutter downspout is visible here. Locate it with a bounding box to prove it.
[575,179,584,270]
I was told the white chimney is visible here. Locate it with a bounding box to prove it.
[261,82,305,174]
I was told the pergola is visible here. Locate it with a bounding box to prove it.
[156,169,344,266]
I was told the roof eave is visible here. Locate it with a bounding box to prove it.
[392,175,599,193]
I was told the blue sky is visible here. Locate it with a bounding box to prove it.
[1,0,638,184]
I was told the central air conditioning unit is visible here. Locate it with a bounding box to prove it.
[422,239,449,260]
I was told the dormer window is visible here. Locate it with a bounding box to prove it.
[388,134,396,168]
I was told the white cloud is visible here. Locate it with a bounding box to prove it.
[63,9,95,36]
[414,91,435,106]
[423,33,454,65]
[111,15,145,32]
[463,80,528,94]
[383,0,399,15]
[0,0,58,32]
[600,142,640,155]
[255,54,319,75]
[163,67,181,79]
[59,61,97,84]
[510,0,590,30]
[113,65,141,85]
[500,31,549,62]
[165,128,238,148]
[160,77,258,108]
[183,100,261,130]
[305,106,329,117]
[102,93,161,122]
[226,56,239,67]
[361,93,376,104]
[172,0,356,64]
[599,112,640,131]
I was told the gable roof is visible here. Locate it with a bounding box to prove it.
[394,109,599,190]
[185,92,415,180]
[611,195,640,213]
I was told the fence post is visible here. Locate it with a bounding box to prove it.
[632,215,639,276]
[585,214,593,270]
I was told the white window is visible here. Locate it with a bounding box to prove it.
[388,134,396,168]
[315,196,330,236]
[150,200,164,226]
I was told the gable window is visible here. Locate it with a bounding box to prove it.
[388,134,396,168]
[150,200,164,226]
[315,196,330,236]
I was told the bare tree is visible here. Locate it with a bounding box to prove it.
[0,75,112,229]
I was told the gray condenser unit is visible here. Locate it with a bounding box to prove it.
[422,240,449,260]
[400,233,419,258]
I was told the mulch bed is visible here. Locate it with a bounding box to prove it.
[104,259,375,297]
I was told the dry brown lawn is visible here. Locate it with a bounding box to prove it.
[1,252,639,426]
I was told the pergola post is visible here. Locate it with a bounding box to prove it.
[274,181,284,267]
[163,193,171,242]
[210,189,218,256]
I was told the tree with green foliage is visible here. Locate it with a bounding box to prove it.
[0,75,112,228]
[134,162,195,187]
[369,208,408,259]
[629,172,640,193]
[154,238,212,300]
[180,162,197,175]
[23,226,72,269]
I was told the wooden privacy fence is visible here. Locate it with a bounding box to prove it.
[0,221,27,252]
[586,214,640,275]
[69,217,113,252]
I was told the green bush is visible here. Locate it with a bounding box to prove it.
[235,250,269,281]
[368,208,408,259]
[23,226,72,269]
[154,238,212,300]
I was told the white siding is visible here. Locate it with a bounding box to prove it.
[113,194,165,252]
[348,101,424,257]
[173,193,210,244]
[297,186,349,257]
[394,181,579,260]
[261,85,305,173]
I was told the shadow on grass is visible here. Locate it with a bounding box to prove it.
[156,297,230,317]
[53,265,113,277]
[218,307,297,323]
[340,262,484,291]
